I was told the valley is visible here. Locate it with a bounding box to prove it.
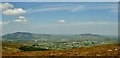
[2,32,119,56]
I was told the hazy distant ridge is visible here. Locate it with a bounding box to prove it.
[2,32,114,42]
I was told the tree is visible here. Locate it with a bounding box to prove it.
[18,46,49,51]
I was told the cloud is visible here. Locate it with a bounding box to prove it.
[1,3,26,15]
[71,6,86,12]
[3,8,26,15]
[90,4,118,13]
[27,3,117,13]
[13,16,29,24]
[1,3,28,24]
[0,21,3,25]
[0,21,10,25]
[1,16,29,25]
[27,5,86,13]
[27,7,70,12]
[0,3,14,10]
[57,20,66,24]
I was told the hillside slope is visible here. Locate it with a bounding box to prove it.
[2,32,115,42]
[2,44,119,56]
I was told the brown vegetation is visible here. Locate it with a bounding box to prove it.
[2,44,120,56]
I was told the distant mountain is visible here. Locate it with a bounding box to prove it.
[2,32,53,41]
[2,32,114,42]
[2,32,34,40]
[79,34,100,36]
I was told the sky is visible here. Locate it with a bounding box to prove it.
[1,0,119,2]
[1,2,118,35]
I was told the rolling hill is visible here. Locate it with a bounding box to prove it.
[2,32,115,42]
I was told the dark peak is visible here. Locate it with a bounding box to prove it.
[2,32,34,40]
[13,32,32,34]
[39,34,51,36]
[79,33,100,36]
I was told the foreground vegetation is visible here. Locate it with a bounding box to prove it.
[2,44,119,56]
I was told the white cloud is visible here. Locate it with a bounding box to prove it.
[1,3,26,15]
[3,8,26,15]
[1,16,29,25]
[0,3,14,10]
[71,6,86,12]
[27,3,117,13]
[0,21,10,25]
[27,5,86,13]
[0,21,2,25]
[28,7,69,12]
[13,16,29,24]
[57,20,65,24]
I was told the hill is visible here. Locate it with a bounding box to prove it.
[2,32,115,42]
[2,32,51,41]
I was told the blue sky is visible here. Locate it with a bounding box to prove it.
[2,0,119,2]
[1,2,118,35]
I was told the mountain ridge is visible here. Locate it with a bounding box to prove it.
[2,32,113,42]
